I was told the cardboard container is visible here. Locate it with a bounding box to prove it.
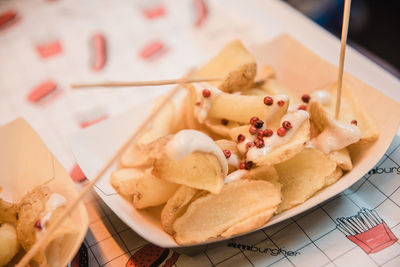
[68,34,400,248]
[0,118,88,266]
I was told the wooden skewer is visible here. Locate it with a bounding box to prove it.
[16,71,193,267]
[71,77,223,89]
[335,0,352,119]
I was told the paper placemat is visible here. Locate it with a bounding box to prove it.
[1,0,399,266]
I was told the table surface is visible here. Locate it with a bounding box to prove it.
[0,0,399,266]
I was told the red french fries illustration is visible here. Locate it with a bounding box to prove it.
[336,208,397,254]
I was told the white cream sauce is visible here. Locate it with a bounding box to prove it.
[193,83,222,123]
[264,95,289,123]
[312,116,361,154]
[37,193,67,233]
[165,129,228,176]
[224,170,247,183]
[311,90,331,105]
[237,135,254,155]
[227,153,240,168]
[246,110,309,161]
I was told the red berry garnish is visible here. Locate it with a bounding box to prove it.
[277,100,285,107]
[246,142,255,149]
[202,89,211,98]
[250,116,259,125]
[301,94,310,103]
[263,129,273,137]
[277,127,286,137]
[221,118,229,125]
[223,149,231,158]
[249,125,257,135]
[264,96,273,106]
[257,130,264,139]
[282,121,292,130]
[298,105,307,110]
[255,138,265,148]
[239,162,246,170]
[351,120,358,126]
[34,220,42,230]
[245,161,253,170]
[254,120,264,129]
[237,134,245,143]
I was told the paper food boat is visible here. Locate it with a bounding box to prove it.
[69,34,400,248]
[0,118,89,266]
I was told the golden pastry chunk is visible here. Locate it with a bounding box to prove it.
[173,179,281,244]
[195,40,257,93]
[275,148,337,213]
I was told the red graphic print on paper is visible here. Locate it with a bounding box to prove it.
[0,10,20,31]
[143,5,166,19]
[91,33,106,71]
[139,41,167,61]
[336,208,397,254]
[193,0,207,27]
[126,243,179,267]
[36,40,62,58]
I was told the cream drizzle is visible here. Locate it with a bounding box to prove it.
[224,170,247,184]
[311,90,331,105]
[237,135,254,155]
[312,116,361,154]
[165,130,228,176]
[264,95,289,123]
[246,110,309,161]
[193,83,222,123]
[227,153,240,168]
[37,193,66,234]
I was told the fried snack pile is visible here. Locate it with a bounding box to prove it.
[0,186,77,266]
[110,40,379,245]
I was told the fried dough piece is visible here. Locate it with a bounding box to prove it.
[254,65,276,86]
[0,222,20,266]
[153,152,224,194]
[275,148,337,213]
[0,198,18,223]
[16,186,77,266]
[120,136,171,169]
[261,79,298,100]
[119,145,153,169]
[324,167,343,187]
[215,139,242,172]
[249,118,310,166]
[195,40,257,93]
[161,186,198,235]
[110,168,179,208]
[16,186,51,257]
[243,165,280,188]
[110,168,142,196]
[173,179,281,244]
[309,82,379,144]
[134,168,179,209]
[203,118,240,139]
[209,93,289,127]
[222,208,275,238]
[328,148,352,171]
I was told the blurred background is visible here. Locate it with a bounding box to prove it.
[287,0,399,77]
